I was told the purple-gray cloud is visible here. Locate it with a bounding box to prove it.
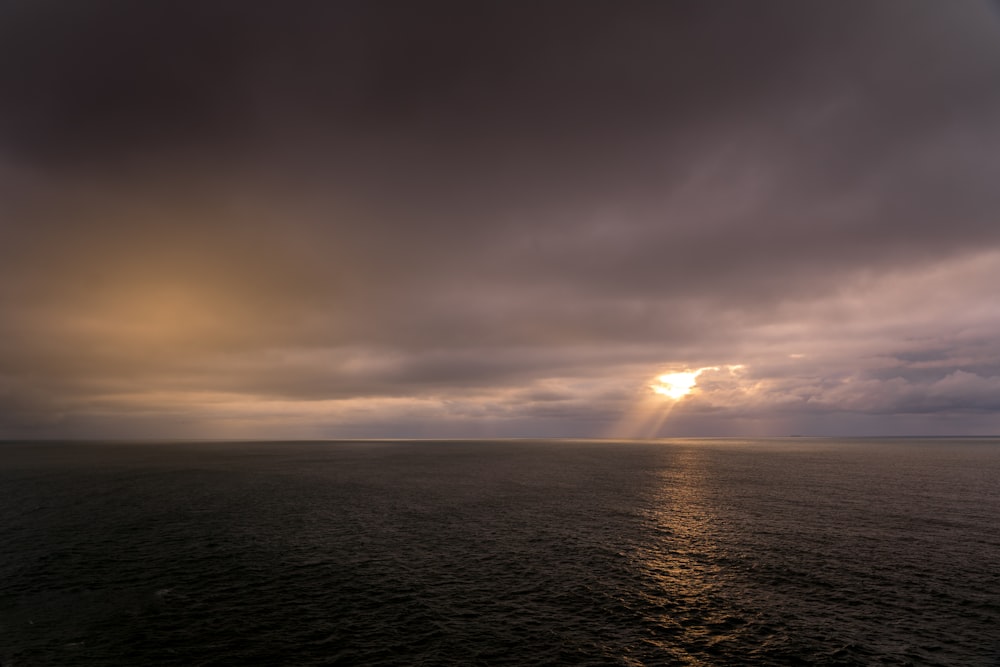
[2,1,1000,438]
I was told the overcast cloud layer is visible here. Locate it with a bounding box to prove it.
[2,0,1000,438]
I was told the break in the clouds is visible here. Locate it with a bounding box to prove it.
[2,0,1000,438]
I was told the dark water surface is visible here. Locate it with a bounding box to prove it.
[1,438,999,666]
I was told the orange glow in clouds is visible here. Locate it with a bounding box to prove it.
[650,371,702,400]
[610,365,746,438]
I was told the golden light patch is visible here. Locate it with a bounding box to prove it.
[609,364,747,439]
[650,371,700,400]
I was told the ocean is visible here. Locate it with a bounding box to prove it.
[1,438,998,666]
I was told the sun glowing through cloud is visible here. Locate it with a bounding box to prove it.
[650,371,701,400]
[610,365,747,439]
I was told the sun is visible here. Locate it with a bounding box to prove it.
[610,364,747,438]
[650,371,701,400]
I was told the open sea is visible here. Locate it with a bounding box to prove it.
[1,438,998,666]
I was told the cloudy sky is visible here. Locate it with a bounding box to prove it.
[2,0,1000,439]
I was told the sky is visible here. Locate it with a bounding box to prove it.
[2,0,1000,439]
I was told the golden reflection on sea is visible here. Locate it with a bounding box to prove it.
[627,446,747,662]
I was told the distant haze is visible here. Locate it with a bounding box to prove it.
[3,1,1000,438]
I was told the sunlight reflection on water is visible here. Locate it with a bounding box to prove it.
[627,447,747,661]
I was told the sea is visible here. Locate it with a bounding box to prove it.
[1,438,998,666]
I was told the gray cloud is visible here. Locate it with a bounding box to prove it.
[2,1,1000,437]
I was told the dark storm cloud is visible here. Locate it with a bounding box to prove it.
[2,1,1000,437]
[0,2,819,161]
